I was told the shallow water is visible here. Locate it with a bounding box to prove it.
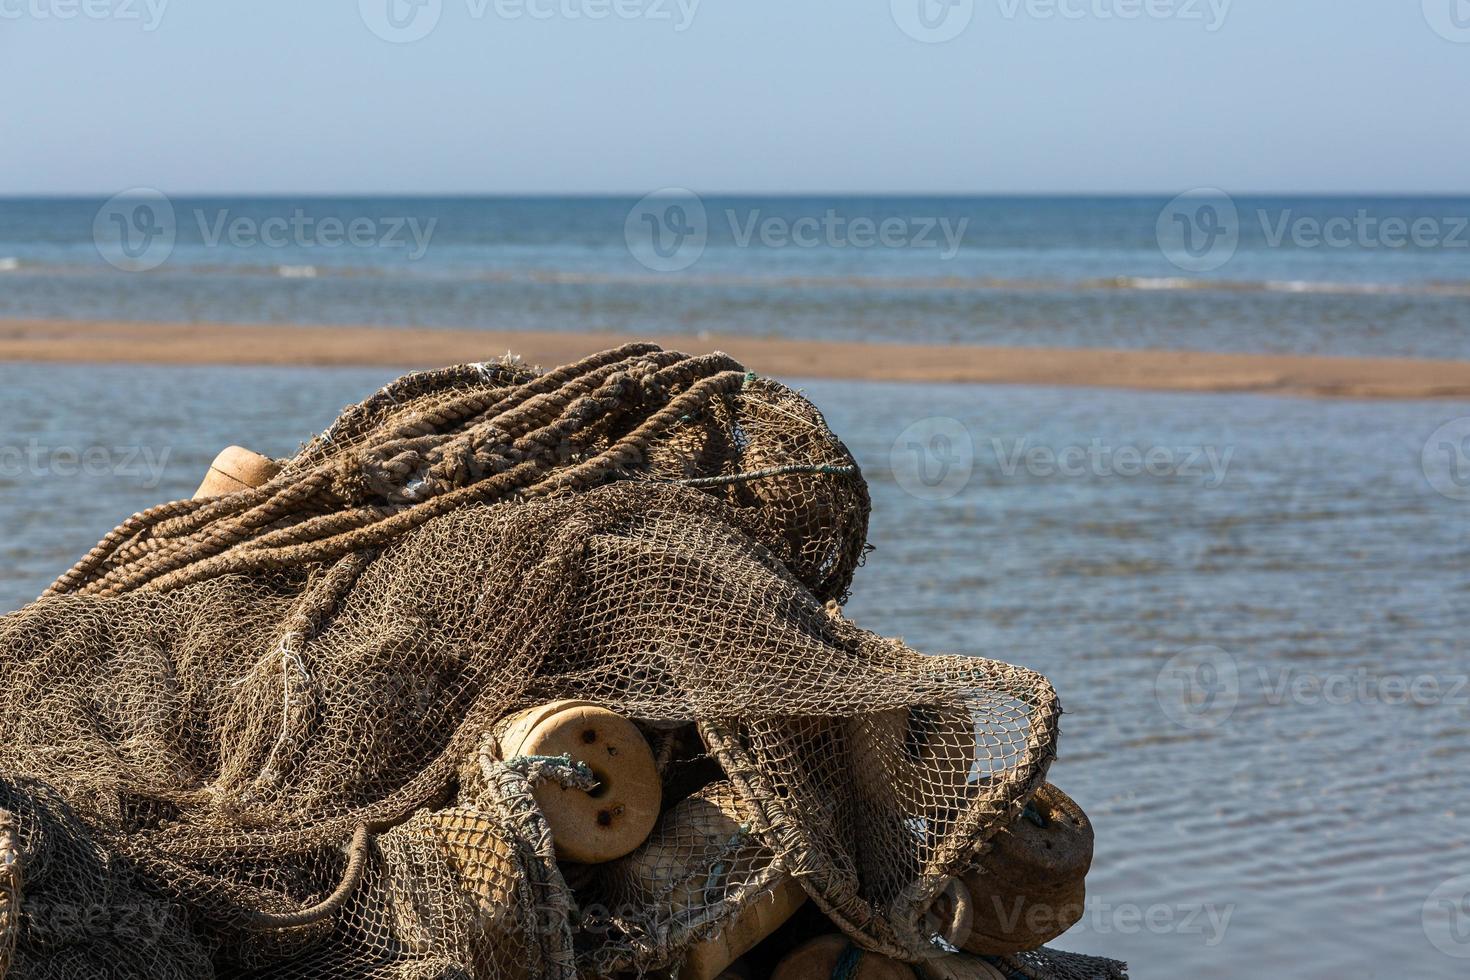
[0,364,1466,977]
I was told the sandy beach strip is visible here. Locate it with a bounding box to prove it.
[2,318,1468,399]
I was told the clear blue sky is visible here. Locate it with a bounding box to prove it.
[2,0,1466,195]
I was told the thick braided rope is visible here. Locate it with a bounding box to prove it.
[44,347,652,595]
[44,348,749,599]
[238,825,373,931]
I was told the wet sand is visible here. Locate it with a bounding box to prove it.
[3,318,1468,399]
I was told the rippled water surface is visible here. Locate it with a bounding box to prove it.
[3,196,1470,358]
[1,364,1466,977]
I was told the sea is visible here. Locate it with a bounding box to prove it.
[0,194,1468,356]
[0,196,1467,978]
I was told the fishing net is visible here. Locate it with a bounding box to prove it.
[0,345,1122,979]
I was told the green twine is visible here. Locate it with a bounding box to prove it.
[831,943,864,980]
[509,752,594,781]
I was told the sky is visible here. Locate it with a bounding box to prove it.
[1,0,1467,195]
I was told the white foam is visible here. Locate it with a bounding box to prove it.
[1263,279,1410,296]
[1265,280,1334,294]
[276,264,318,279]
[1116,276,1197,291]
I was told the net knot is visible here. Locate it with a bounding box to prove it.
[358,448,432,502]
[329,453,375,505]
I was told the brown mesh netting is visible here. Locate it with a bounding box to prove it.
[0,345,1123,979]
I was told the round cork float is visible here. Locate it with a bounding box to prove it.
[976,783,1093,892]
[771,936,916,980]
[609,781,808,980]
[848,705,977,813]
[960,871,1084,956]
[194,446,281,499]
[422,808,519,921]
[682,876,807,980]
[959,783,1092,955]
[493,700,661,864]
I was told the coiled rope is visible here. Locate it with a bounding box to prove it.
[46,346,753,599]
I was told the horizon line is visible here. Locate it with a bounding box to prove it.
[5,189,1470,199]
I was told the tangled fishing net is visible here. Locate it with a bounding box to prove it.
[0,345,1124,979]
